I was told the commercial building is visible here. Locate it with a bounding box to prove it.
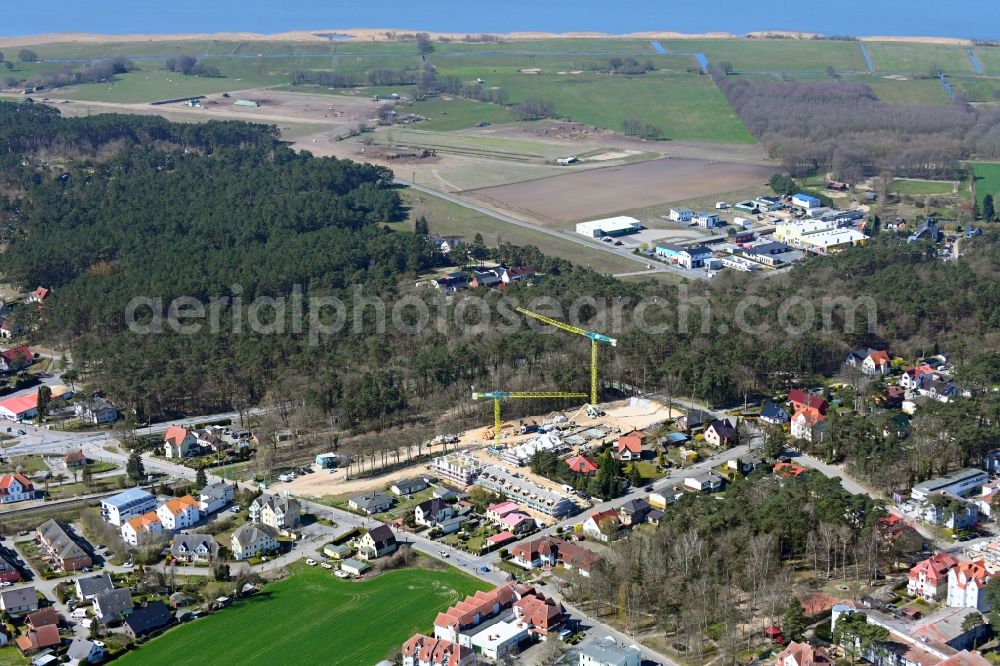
[579,636,642,666]
[575,216,641,239]
[791,193,822,209]
[911,469,989,503]
[101,488,157,526]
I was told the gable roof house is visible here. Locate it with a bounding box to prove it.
[498,265,535,284]
[14,624,59,655]
[861,350,891,375]
[676,409,710,431]
[170,534,219,563]
[248,494,301,530]
[348,491,393,515]
[788,390,828,415]
[759,401,790,425]
[510,537,602,577]
[36,519,91,572]
[26,607,59,631]
[73,397,118,425]
[121,511,163,546]
[908,553,958,601]
[947,560,991,612]
[75,573,114,601]
[163,426,196,458]
[230,523,279,561]
[0,587,38,615]
[582,509,623,542]
[775,641,833,666]
[791,407,825,443]
[684,471,724,493]
[0,473,34,504]
[565,455,599,476]
[66,639,106,666]
[614,432,646,461]
[155,495,200,531]
[123,601,173,639]
[198,482,235,514]
[358,525,398,560]
[704,419,737,447]
[618,498,652,526]
[0,554,21,584]
[900,364,936,390]
[402,634,477,666]
[93,588,134,622]
[0,346,33,374]
[391,478,428,497]
[415,498,455,527]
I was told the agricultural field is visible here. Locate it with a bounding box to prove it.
[395,188,644,274]
[661,38,868,73]
[972,162,1000,208]
[57,69,260,103]
[862,76,952,104]
[889,179,956,195]
[865,41,975,74]
[466,157,773,224]
[971,45,1000,75]
[950,76,1000,103]
[399,96,515,131]
[115,567,489,666]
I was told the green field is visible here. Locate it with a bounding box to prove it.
[971,45,1000,75]
[889,179,956,195]
[972,162,1000,208]
[402,96,516,131]
[663,39,868,73]
[58,69,261,103]
[863,77,952,104]
[116,567,489,666]
[865,42,974,74]
[951,76,1000,103]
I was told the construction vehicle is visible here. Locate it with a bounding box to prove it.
[472,390,588,446]
[515,307,617,406]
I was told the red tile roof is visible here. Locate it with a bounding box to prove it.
[952,560,990,589]
[487,531,516,545]
[164,426,190,446]
[565,455,598,474]
[616,435,643,454]
[0,346,32,366]
[773,462,808,477]
[402,634,473,666]
[867,350,890,366]
[0,472,33,491]
[434,583,516,630]
[908,552,958,583]
[32,287,49,301]
[14,624,60,652]
[775,641,833,666]
[788,389,828,414]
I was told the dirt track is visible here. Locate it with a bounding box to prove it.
[465,157,774,224]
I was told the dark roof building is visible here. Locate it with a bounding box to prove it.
[123,601,173,639]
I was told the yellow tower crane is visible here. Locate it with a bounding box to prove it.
[514,307,617,406]
[472,390,588,446]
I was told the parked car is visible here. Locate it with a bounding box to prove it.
[306,559,317,566]
[321,562,333,569]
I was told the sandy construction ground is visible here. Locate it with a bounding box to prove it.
[271,398,680,501]
[466,157,774,224]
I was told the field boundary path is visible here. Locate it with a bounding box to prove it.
[859,42,875,73]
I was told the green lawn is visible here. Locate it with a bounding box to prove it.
[865,42,974,74]
[402,96,516,131]
[115,567,489,666]
[59,69,260,103]
[889,179,956,195]
[0,646,28,666]
[0,454,49,475]
[662,39,868,73]
[951,76,1000,103]
[972,162,1000,208]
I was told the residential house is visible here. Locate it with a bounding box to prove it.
[791,407,825,443]
[358,525,398,560]
[162,426,196,458]
[470,270,501,289]
[514,538,601,577]
[947,561,991,612]
[788,390,828,415]
[728,456,763,475]
[391,478,428,497]
[676,410,710,431]
[26,608,58,631]
[0,587,37,615]
[979,481,1000,517]
[566,455,598,476]
[704,419,737,447]
[231,523,279,561]
[614,432,646,461]
[920,379,961,403]
[618,498,651,526]
[433,583,520,644]
[907,553,958,601]
[432,454,483,486]
[198,482,234,514]
[93,588,134,622]
[194,429,224,452]
[415,498,456,527]
[911,468,989,502]
[684,471,724,493]
[922,493,979,530]
[0,318,20,340]
[156,495,200,531]
[678,245,712,269]
[27,287,49,304]
[170,534,219,563]
[498,265,535,285]
[120,512,162,546]
[36,520,91,572]
[579,636,642,666]
[0,346,33,373]
[476,466,576,517]
[73,397,117,425]
[759,401,789,425]
[0,473,34,504]
[402,634,477,666]
[62,450,87,469]
[249,494,301,529]
[0,555,21,584]
[100,488,157,526]
[500,512,535,535]
[14,625,59,655]
[66,639,106,666]
[773,462,808,478]
[582,509,622,542]
[348,491,393,515]
[75,574,113,601]
[900,364,936,390]
[774,641,832,666]
[881,385,906,407]
[513,592,565,638]
[485,501,521,524]
[861,350,891,375]
[695,212,720,228]
[123,601,173,639]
